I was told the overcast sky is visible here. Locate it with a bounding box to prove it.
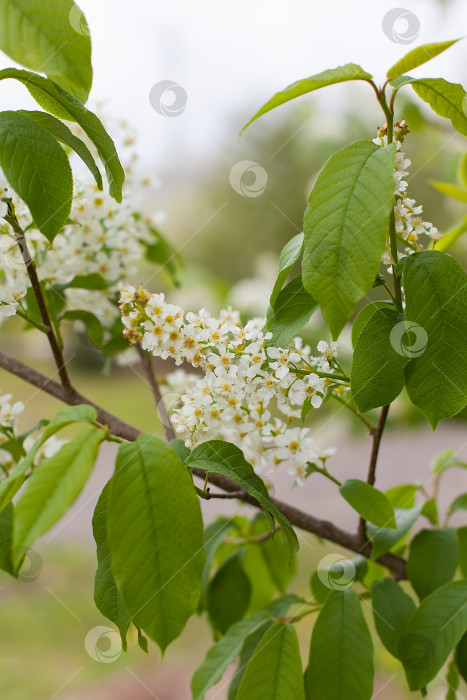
[1,0,466,176]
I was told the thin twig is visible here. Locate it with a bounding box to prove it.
[358,404,390,542]
[3,202,73,395]
[136,344,175,441]
[0,350,406,578]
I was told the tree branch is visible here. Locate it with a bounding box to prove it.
[135,344,175,442]
[3,202,73,395]
[0,351,406,579]
[359,404,390,542]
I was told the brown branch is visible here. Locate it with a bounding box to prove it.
[0,351,406,579]
[359,404,390,543]
[136,344,175,442]
[4,204,73,395]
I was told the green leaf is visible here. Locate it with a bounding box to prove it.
[0,502,14,575]
[448,493,467,516]
[340,479,396,529]
[410,78,467,138]
[371,579,416,659]
[436,215,467,253]
[14,426,104,565]
[0,110,73,242]
[421,498,439,526]
[0,0,92,102]
[0,69,125,201]
[432,448,467,475]
[351,301,393,348]
[0,403,97,514]
[430,180,467,202]
[385,483,418,509]
[200,517,234,609]
[270,232,304,306]
[208,550,252,634]
[458,527,467,578]
[307,589,374,700]
[252,514,296,593]
[241,65,372,135]
[266,276,317,348]
[367,505,422,560]
[455,631,467,683]
[191,610,271,700]
[237,623,305,700]
[387,40,460,80]
[351,307,409,412]
[63,273,113,291]
[142,225,181,286]
[403,251,467,428]
[62,309,104,346]
[399,581,467,690]
[303,140,396,339]
[188,441,298,554]
[407,529,458,600]
[447,656,460,698]
[92,481,130,650]
[107,434,204,652]
[460,151,467,189]
[19,110,102,189]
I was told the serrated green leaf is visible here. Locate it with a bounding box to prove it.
[340,479,396,529]
[403,251,467,428]
[303,140,396,339]
[191,610,271,700]
[92,481,130,650]
[458,527,467,577]
[410,78,467,137]
[208,550,252,634]
[107,434,204,652]
[448,493,467,516]
[351,301,393,348]
[399,580,467,690]
[456,631,467,683]
[387,40,460,80]
[62,309,104,346]
[371,579,416,659]
[270,232,304,306]
[0,69,124,201]
[351,307,408,412]
[407,528,458,600]
[14,426,104,566]
[367,505,422,560]
[0,0,92,102]
[241,64,372,135]
[0,110,72,242]
[188,441,298,554]
[200,517,234,609]
[266,275,317,348]
[430,180,467,202]
[0,502,14,575]
[237,622,305,700]
[19,110,102,189]
[307,589,374,700]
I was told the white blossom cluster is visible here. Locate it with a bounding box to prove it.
[373,120,442,266]
[0,120,165,334]
[119,286,340,484]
